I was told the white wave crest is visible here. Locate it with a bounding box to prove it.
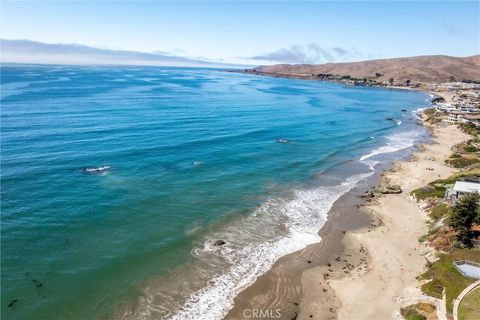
[359,130,421,161]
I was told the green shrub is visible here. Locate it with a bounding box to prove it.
[449,193,480,246]
[446,157,480,168]
[433,170,480,185]
[400,305,427,320]
[418,234,428,243]
[460,123,480,136]
[430,203,451,221]
[463,145,478,153]
[409,315,427,320]
[423,108,436,116]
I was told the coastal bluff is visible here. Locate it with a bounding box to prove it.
[248,55,480,84]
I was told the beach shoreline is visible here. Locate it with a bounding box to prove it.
[224,96,469,320]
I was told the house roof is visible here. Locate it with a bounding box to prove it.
[464,114,480,120]
[453,181,480,193]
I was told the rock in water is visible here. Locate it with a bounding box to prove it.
[213,240,226,246]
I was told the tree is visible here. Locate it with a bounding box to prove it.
[388,78,394,85]
[449,193,480,246]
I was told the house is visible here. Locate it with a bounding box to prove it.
[462,114,480,127]
[458,105,478,113]
[446,180,480,201]
[435,102,452,111]
[448,111,464,122]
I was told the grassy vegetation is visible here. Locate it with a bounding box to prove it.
[400,303,436,320]
[411,169,480,201]
[423,108,436,117]
[445,137,480,168]
[400,307,426,320]
[423,108,443,125]
[420,249,480,312]
[434,168,480,184]
[464,145,479,153]
[411,184,447,201]
[446,156,480,168]
[460,123,480,137]
[430,203,452,222]
[458,287,480,320]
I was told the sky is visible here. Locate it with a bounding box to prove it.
[1,1,479,66]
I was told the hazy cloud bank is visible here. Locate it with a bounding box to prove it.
[249,43,362,64]
[0,39,242,68]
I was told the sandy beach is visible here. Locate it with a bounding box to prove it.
[328,122,468,320]
[225,107,470,319]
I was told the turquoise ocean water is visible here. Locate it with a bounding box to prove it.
[1,65,430,319]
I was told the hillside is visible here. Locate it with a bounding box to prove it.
[254,55,480,83]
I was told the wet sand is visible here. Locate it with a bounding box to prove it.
[225,185,374,320]
[225,118,468,319]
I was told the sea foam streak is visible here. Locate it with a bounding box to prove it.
[359,130,422,161]
[160,171,374,320]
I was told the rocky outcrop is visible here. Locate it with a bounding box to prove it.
[375,184,403,194]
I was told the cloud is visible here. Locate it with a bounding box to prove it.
[0,39,244,67]
[440,24,466,36]
[249,43,362,64]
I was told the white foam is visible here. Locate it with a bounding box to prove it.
[164,171,373,320]
[413,106,428,115]
[359,130,421,161]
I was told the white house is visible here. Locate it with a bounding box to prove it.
[448,111,464,122]
[435,102,453,111]
[446,180,480,201]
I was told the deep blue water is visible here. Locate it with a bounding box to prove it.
[1,64,430,319]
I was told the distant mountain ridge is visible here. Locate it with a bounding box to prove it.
[254,55,480,83]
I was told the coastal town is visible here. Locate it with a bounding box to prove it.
[428,82,480,127]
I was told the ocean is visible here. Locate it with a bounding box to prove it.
[1,64,430,319]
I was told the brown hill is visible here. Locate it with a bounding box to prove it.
[255,55,480,83]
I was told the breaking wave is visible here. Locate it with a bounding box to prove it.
[359,130,422,161]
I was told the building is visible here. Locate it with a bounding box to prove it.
[435,102,453,111]
[446,180,480,201]
[458,105,478,113]
[448,111,464,122]
[462,114,480,127]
